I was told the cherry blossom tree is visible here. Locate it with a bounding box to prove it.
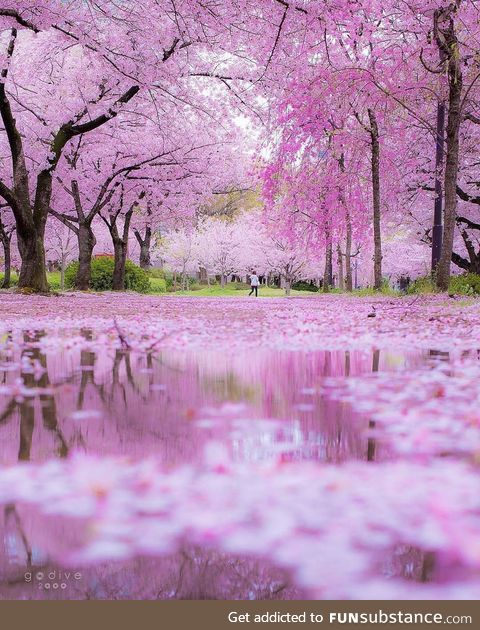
[193,217,245,287]
[0,2,266,291]
[161,228,197,290]
[0,22,142,291]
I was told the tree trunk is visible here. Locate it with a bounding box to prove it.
[337,243,344,291]
[140,241,151,270]
[435,7,463,291]
[181,265,188,291]
[0,233,11,289]
[75,222,96,290]
[220,274,226,288]
[285,278,291,296]
[0,30,47,293]
[345,212,353,292]
[17,225,49,292]
[112,238,128,290]
[431,93,445,275]
[60,254,66,291]
[104,200,134,291]
[368,108,383,291]
[199,266,208,285]
[323,238,333,293]
[134,226,152,270]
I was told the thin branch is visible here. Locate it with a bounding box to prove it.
[0,9,39,32]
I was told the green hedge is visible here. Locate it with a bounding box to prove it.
[292,280,319,292]
[149,277,167,293]
[65,257,151,293]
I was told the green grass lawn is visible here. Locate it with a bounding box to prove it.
[170,285,311,297]
[1,272,308,296]
[1,271,63,289]
[1,272,408,298]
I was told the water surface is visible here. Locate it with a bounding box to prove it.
[0,335,441,599]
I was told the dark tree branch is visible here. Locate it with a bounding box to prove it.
[0,28,23,168]
[419,47,443,74]
[464,112,480,124]
[47,86,141,173]
[0,180,15,207]
[456,184,480,205]
[0,9,39,32]
[456,215,480,231]
[451,251,470,271]
[48,208,79,235]
[265,6,288,70]
[68,84,140,135]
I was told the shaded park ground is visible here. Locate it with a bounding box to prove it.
[0,293,479,599]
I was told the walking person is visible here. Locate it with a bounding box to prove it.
[248,271,260,297]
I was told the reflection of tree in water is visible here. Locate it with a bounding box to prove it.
[77,328,101,411]
[0,331,69,461]
[159,548,296,601]
[1,332,67,587]
[367,350,436,584]
[366,349,380,463]
[2,504,33,571]
[0,534,442,600]
[202,370,257,404]
[256,350,369,463]
[112,349,138,404]
[0,547,301,600]
[1,343,396,465]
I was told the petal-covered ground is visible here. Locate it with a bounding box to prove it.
[0,293,479,599]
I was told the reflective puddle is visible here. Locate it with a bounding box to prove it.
[0,332,467,599]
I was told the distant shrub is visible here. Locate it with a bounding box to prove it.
[65,257,150,293]
[407,276,435,294]
[406,273,480,295]
[165,275,205,291]
[292,281,319,292]
[124,260,150,293]
[354,281,399,296]
[148,268,166,279]
[449,273,480,295]
[149,277,167,293]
